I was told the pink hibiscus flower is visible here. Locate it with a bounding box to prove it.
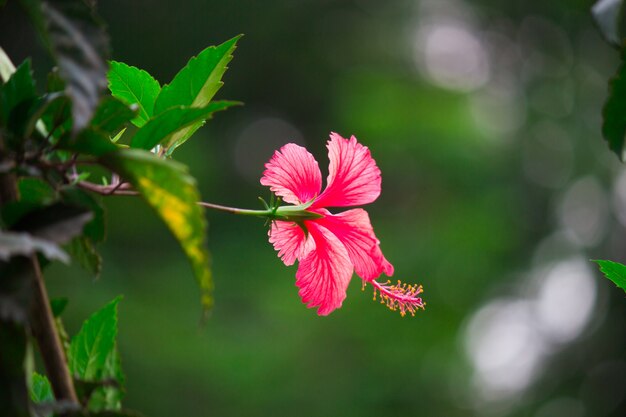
[261,132,424,316]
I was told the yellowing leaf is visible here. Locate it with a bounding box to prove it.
[101,149,213,310]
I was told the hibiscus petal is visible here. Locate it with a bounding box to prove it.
[315,209,394,281]
[268,220,313,266]
[296,222,353,316]
[313,133,382,208]
[260,143,322,205]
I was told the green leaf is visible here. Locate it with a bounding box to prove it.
[87,347,124,411]
[20,92,65,139]
[50,297,69,317]
[69,296,121,380]
[41,0,110,132]
[46,67,65,93]
[68,236,102,279]
[154,36,240,113]
[111,128,125,143]
[593,259,626,292]
[57,97,134,155]
[1,178,58,228]
[20,178,57,204]
[0,56,50,140]
[0,231,69,263]
[90,97,137,136]
[0,59,36,128]
[40,93,72,141]
[101,149,213,310]
[592,0,626,47]
[130,101,238,150]
[58,127,119,156]
[107,61,160,127]
[151,36,240,153]
[30,372,54,404]
[602,55,626,160]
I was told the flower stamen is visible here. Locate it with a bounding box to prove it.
[369,279,425,317]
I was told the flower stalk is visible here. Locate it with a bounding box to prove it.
[197,201,324,222]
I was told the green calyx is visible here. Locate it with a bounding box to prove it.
[259,196,323,222]
[269,205,324,222]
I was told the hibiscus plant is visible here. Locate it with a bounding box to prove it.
[0,1,423,416]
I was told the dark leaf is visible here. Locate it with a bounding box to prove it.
[40,92,72,141]
[41,0,110,132]
[19,177,57,205]
[0,231,69,263]
[1,178,57,228]
[67,236,102,278]
[7,96,40,140]
[50,297,68,317]
[0,46,15,83]
[592,0,626,47]
[107,61,160,127]
[11,202,93,244]
[58,127,118,156]
[21,92,66,139]
[0,59,36,129]
[130,101,239,151]
[61,187,105,242]
[47,67,65,92]
[0,320,30,417]
[602,54,626,159]
[101,149,213,311]
[0,257,37,324]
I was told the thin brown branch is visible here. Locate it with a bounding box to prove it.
[29,256,79,404]
[76,180,139,196]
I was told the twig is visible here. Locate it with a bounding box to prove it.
[76,180,139,195]
[29,255,79,404]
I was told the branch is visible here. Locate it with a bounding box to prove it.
[0,149,79,406]
[29,255,79,404]
[75,180,139,196]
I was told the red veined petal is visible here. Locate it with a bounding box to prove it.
[315,208,394,281]
[260,143,322,205]
[313,133,382,208]
[295,221,353,316]
[268,220,313,266]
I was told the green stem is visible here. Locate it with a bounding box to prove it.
[196,202,271,217]
[197,201,324,222]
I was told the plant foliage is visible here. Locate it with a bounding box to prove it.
[0,0,240,415]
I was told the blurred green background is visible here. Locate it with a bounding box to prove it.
[3,0,626,416]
